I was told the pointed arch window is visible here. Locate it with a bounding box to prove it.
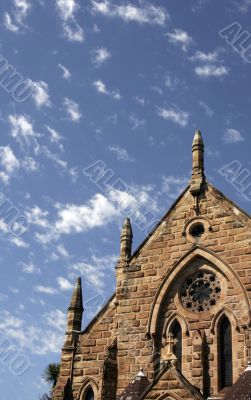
[219,316,233,388]
[170,320,182,371]
[85,387,94,400]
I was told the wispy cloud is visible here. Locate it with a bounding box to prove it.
[9,114,39,150]
[189,50,220,62]
[93,80,121,100]
[0,146,20,175]
[55,0,84,42]
[34,285,57,295]
[70,255,117,291]
[157,106,189,127]
[167,29,193,51]
[129,114,145,130]
[58,63,72,80]
[4,0,31,33]
[20,262,40,274]
[223,128,244,143]
[133,96,145,106]
[91,1,168,26]
[91,47,111,67]
[29,80,51,108]
[235,0,251,13]
[0,309,65,355]
[199,100,214,117]
[57,277,74,291]
[63,97,82,122]
[161,175,187,199]
[109,145,134,162]
[195,64,228,77]
[45,125,63,147]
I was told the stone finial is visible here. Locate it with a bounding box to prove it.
[68,277,83,312]
[120,218,133,261]
[190,130,205,196]
[66,277,83,333]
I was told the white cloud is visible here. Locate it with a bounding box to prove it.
[189,50,219,63]
[236,0,251,13]
[44,309,66,331]
[195,65,228,77]
[55,0,84,42]
[20,262,40,274]
[45,125,62,144]
[55,194,117,234]
[4,0,31,32]
[93,80,121,100]
[9,236,30,248]
[91,1,168,26]
[223,128,244,143]
[9,114,39,148]
[3,13,19,32]
[57,243,69,258]
[26,205,49,228]
[0,172,10,184]
[167,29,192,51]
[133,96,145,106]
[165,74,180,90]
[157,107,189,127]
[70,255,117,291]
[162,176,188,200]
[199,100,214,117]
[28,80,51,108]
[22,156,39,172]
[63,97,82,122]
[0,309,64,355]
[56,0,78,19]
[42,146,68,169]
[129,114,145,130]
[109,145,134,162]
[91,47,111,67]
[57,277,73,291]
[58,63,71,80]
[34,285,57,295]
[0,146,30,184]
[0,146,20,174]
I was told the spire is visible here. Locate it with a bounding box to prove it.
[66,277,83,333]
[120,218,133,261]
[192,130,205,179]
[68,277,83,312]
[190,130,206,197]
[137,368,145,377]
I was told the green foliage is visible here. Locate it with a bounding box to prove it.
[42,363,60,388]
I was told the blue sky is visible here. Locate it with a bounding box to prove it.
[0,0,251,398]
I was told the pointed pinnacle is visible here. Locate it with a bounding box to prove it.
[68,277,83,312]
[193,129,204,145]
[121,218,133,239]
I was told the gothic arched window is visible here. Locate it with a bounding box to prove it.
[85,387,94,400]
[219,316,233,388]
[170,320,182,371]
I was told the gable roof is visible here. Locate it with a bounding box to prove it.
[223,364,251,400]
[80,180,251,335]
[117,369,150,400]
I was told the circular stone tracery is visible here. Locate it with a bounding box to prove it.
[180,270,221,312]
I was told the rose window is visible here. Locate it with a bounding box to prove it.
[180,270,221,312]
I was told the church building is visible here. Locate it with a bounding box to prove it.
[52,131,251,400]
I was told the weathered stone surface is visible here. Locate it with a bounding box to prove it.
[52,132,251,400]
